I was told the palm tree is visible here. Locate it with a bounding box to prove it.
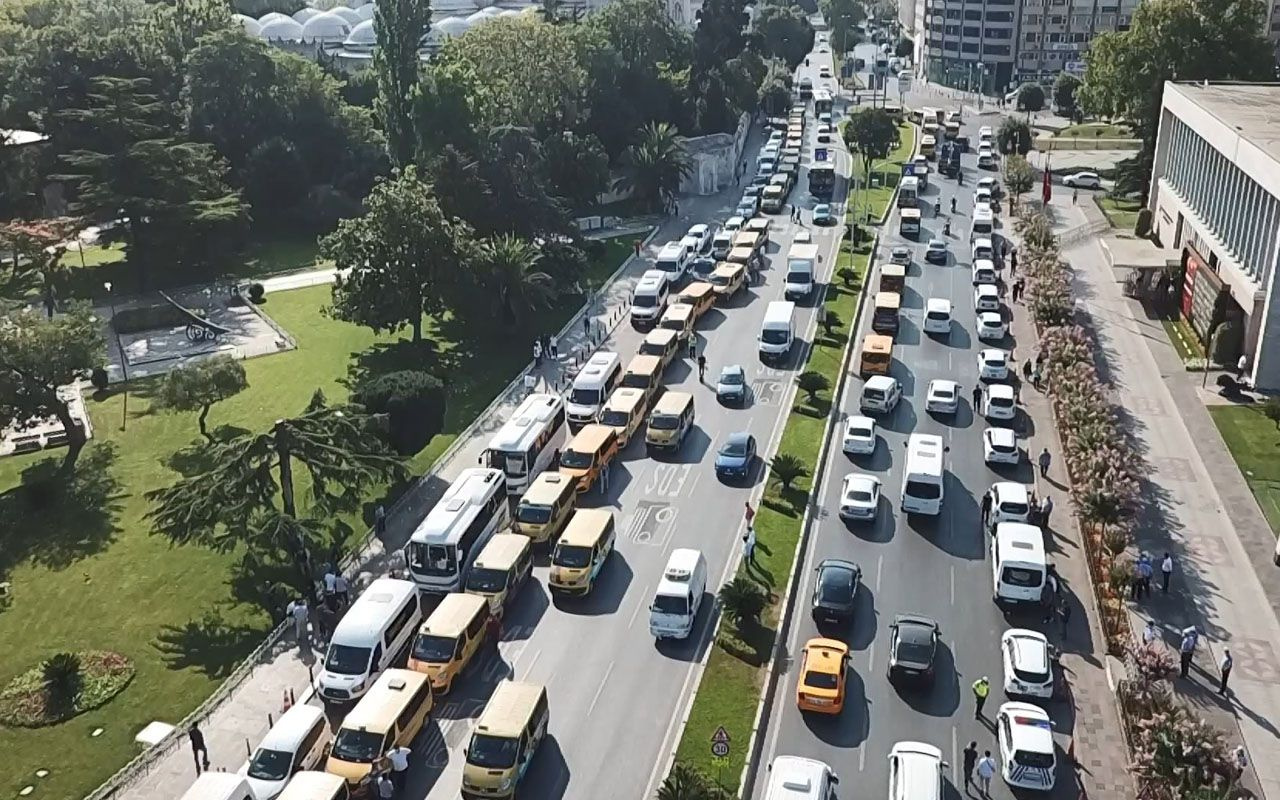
[614,122,694,214]
[770,453,808,491]
[477,234,555,326]
[719,575,767,628]
[658,764,712,800]
[796,371,831,404]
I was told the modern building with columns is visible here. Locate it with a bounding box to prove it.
[1148,81,1280,391]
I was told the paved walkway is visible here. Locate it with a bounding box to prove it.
[1048,196,1280,800]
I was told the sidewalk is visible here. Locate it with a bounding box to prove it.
[1004,211,1134,800]
[1048,195,1280,800]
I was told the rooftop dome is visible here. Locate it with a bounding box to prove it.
[292,7,321,22]
[434,15,470,35]
[465,10,490,23]
[257,11,292,25]
[354,2,376,20]
[480,5,505,14]
[259,17,305,40]
[233,13,263,35]
[301,11,352,41]
[328,5,362,24]
[498,7,522,15]
[343,18,377,48]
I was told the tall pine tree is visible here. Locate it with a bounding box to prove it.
[375,0,431,167]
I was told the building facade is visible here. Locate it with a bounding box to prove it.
[1149,81,1280,390]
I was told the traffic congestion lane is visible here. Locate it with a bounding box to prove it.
[398,60,853,800]
[754,115,1080,798]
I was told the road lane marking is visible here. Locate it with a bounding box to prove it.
[950,565,956,606]
[588,660,615,716]
[518,647,541,680]
[951,726,958,778]
[859,746,866,772]
[628,584,650,629]
[875,554,883,591]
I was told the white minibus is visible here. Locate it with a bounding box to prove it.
[758,301,796,363]
[407,468,511,593]
[240,703,329,799]
[316,577,422,704]
[898,176,919,209]
[971,207,994,239]
[901,433,945,515]
[631,269,670,327]
[565,351,622,427]
[784,243,818,300]
[654,241,689,284]
[991,522,1047,604]
[484,393,565,494]
[649,548,707,640]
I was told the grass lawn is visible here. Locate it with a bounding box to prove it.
[675,243,871,788]
[0,234,636,800]
[1161,316,1205,362]
[1057,122,1131,139]
[860,123,917,224]
[1095,195,1142,231]
[1208,405,1280,538]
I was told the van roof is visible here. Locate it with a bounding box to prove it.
[901,207,921,218]
[888,741,944,799]
[258,702,326,752]
[657,241,685,258]
[995,522,1047,563]
[340,669,429,735]
[421,591,488,638]
[488,395,564,453]
[733,231,761,246]
[519,470,575,506]
[904,432,945,476]
[331,578,418,649]
[625,354,663,375]
[474,681,545,739]
[788,243,820,260]
[559,508,613,547]
[180,772,252,800]
[652,391,692,416]
[713,263,744,278]
[567,424,614,454]
[728,246,756,262]
[765,755,834,800]
[865,374,898,391]
[926,297,951,313]
[862,334,893,354]
[604,386,647,413]
[974,258,996,270]
[874,292,901,308]
[881,263,906,277]
[901,175,919,188]
[973,206,994,220]
[572,352,621,391]
[474,532,530,572]
[661,303,694,322]
[276,772,346,800]
[644,328,679,346]
[764,300,795,325]
[763,185,784,197]
[657,548,704,597]
[679,282,714,301]
[640,269,667,284]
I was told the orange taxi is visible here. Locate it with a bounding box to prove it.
[796,637,849,714]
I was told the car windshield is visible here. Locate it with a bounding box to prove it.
[849,424,872,438]
[846,489,874,503]
[761,329,789,344]
[896,639,934,664]
[991,396,1014,407]
[468,734,520,769]
[600,409,632,427]
[331,728,385,763]
[719,370,744,386]
[650,414,681,431]
[990,440,1016,453]
[803,670,839,690]
[569,387,601,406]
[1014,662,1050,684]
[621,374,651,389]
[933,386,954,399]
[324,644,371,676]
[516,503,553,525]
[693,260,715,276]
[720,440,749,458]
[1000,502,1030,516]
[553,544,593,569]
[653,593,689,615]
[905,480,942,499]
[247,748,294,781]
[1014,750,1055,769]
[465,567,509,594]
[633,294,658,308]
[927,311,948,321]
[786,270,812,283]
[412,633,458,662]
[1002,567,1043,587]
[559,448,593,469]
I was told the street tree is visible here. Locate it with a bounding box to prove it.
[474,234,556,326]
[1003,155,1036,208]
[1016,83,1045,112]
[819,0,864,54]
[753,0,815,70]
[692,0,748,70]
[538,130,610,210]
[996,117,1033,156]
[718,575,767,628]
[1053,73,1082,117]
[843,108,899,191]
[322,166,474,342]
[770,452,808,491]
[614,122,693,213]
[759,62,794,116]
[374,0,431,168]
[0,305,104,475]
[152,355,249,442]
[146,395,406,589]
[796,370,831,404]
[895,36,913,58]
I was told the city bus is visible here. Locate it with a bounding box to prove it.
[484,392,566,495]
[407,468,511,594]
[814,89,833,116]
[809,163,835,198]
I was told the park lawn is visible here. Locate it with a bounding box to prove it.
[1208,405,1280,539]
[1095,195,1141,231]
[862,123,917,223]
[1058,122,1130,139]
[0,234,636,800]
[675,247,871,788]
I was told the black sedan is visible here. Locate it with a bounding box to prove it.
[887,613,941,685]
[811,559,861,627]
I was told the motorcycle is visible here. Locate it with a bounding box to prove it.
[950,197,957,213]
[943,221,951,237]
[934,201,941,216]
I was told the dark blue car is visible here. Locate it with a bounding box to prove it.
[715,431,756,480]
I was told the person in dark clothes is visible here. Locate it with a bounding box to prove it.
[189,724,210,774]
[963,741,979,791]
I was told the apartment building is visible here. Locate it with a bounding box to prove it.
[1014,0,1137,83]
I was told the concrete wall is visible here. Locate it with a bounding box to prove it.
[679,113,752,196]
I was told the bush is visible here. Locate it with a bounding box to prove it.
[1134,207,1152,238]
[42,652,82,715]
[90,367,109,392]
[248,282,266,303]
[719,575,767,629]
[354,370,446,455]
[0,651,134,727]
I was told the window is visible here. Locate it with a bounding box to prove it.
[394,680,432,736]
[985,44,1010,55]
[465,606,488,639]
[1025,32,1039,41]
[383,597,421,647]
[987,11,1014,21]
[964,25,980,35]
[964,8,982,18]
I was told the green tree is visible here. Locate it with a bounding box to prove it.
[1053,72,1082,116]
[1079,0,1272,199]
[758,59,794,116]
[692,0,748,70]
[146,395,406,590]
[153,355,249,442]
[475,234,555,325]
[997,117,1033,156]
[843,108,899,193]
[1016,83,1046,112]
[322,167,474,342]
[539,130,610,210]
[52,76,244,287]
[1003,155,1036,208]
[719,575,767,627]
[895,36,913,58]
[796,370,831,403]
[42,652,83,717]
[374,0,431,168]
[613,122,693,212]
[0,218,81,317]
[819,0,864,54]
[353,370,445,454]
[770,452,808,490]
[0,305,104,474]
[753,0,815,69]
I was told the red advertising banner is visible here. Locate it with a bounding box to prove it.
[1181,247,1201,320]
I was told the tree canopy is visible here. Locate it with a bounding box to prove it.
[843,108,899,176]
[997,117,1033,156]
[374,0,431,168]
[153,355,249,442]
[1053,73,1081,117]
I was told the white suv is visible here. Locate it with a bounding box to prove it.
[860,375,902,414]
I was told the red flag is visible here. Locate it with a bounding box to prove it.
[1042,156,1052,205]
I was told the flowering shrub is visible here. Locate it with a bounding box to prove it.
[1131,707,1247,800]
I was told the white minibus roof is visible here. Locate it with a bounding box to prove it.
[904,433,945,476]
[638,270,667,290]
[409,467,506,549]
[573,352,621,392]
[257,702,326,752]
[331,577,418,650]
[488,395,563,454]
[763,301,796,327]
[656,548,703,597]
[657,241,684,259]
[995,522,1046,565]
[180,771,253,800]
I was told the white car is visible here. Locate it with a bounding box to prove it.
[1001,630,1057,700]
[972,237,995,262]
[983,426,1021,465]
[842,416,877,456]
[860,374,902,414]
[1063,171,1102,189]
[974,284,1001,312]
[977,349,1010,381]
[925,238,948,264]
[793,228,813,244]
[974,188,994,214]
[839,473,882,521]
[978,147,995,169]
[978,125,994,140]
[977,176,1001,199]
[923,298,952,335]
[926,379,959,415]
[971,259,997,285]
[997,702,1057,791]
[976,311,1007,341]
[983,383,1017,420]
[988,481,1033,525]
[685,223,712,254]
[890,245,911,266]
[724,215,746,233]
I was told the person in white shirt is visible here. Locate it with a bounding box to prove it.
[1161,553,1174,593]
[386,745,411,791]
[285,598,309,647]
[976,751,997,794]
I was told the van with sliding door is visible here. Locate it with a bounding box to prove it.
[599,386,649,447]
[276,772,349,800]
[991,523,1047,605]
[858,334,893,378]
[461,682,550,800]
[676,282,717,321]
[620,354,666,407]
[240,703,329,799]
[465,533,533,618]
[872,292,901,336]
[899,175,919,208]
[645,391,695,453]
[759,301,796,363]
[565,351,622,427]
[513,471,577,546]
[970,207,994,240]
[649,548,707,640]
[709,262,746,299]
[408,592,492,694]
[631,270,670,328]
[316,578,422,705]
[653,241,689,286]
[901,433,945,516]
[550,508,616,595]
[899,207,922,239]
[326,669,434,788]
[785,243,819,300]
[639,328,680,370]
[558,424,620,495]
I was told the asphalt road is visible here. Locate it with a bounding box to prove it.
[381,46,854,800]
[752,49,1081,799]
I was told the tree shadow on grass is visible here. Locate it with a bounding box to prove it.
[345,338,454,392]
[795,395,833,419]
[0,443,123,583]
[163,426,253,477]
[762,485,807,518]
[719,618,779,668]
[153,610,267,679]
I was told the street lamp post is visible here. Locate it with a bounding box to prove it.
[104,281,128,431]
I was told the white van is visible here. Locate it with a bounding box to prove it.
[991,522,1047,604]
[763,756,839,800]
[785,243,819,300]
[971,258,997,285]
[631,270,670,327]
[887,740,946,800]
[971,207,994,239]
[240,703,329,799]
[711,229,734,259]
[179,773,255,800]
[316,578,422,704]
[923,298,951,335]
[988,482,1033,527]
[565,351,622,426]
[901,433,945,516]
[972,237,995,262]
[678,235,702,260]
[649,548,707,640]
[898,175,919,208]
[759,301,796,363]
[654,241,689,284]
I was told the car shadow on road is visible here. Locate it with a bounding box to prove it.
[657,426,712,465]
[846,583,878,651]
[804,668,870,747]
[897,640,961,717]
[655,590,718,663]
[896,318,922,347]
[523,736,569,800]
[551,554,632,616]
[942,324,973,350]
[879,396,919,435]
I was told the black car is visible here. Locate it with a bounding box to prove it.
[811,559,861,626]
[887,613,941,685]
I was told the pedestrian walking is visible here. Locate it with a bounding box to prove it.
[189,724,210,774]
[688,337,697,359]
[1138,555,1153,598]
[962,741,979,791]
[1058,596,1073,636]
[334,572,350,608]
[971,676,990,718]
[548,335,558,360]
[1219,648,1234,695]
[633,239,642,258]
[376,773,395,800]
[1237,354,1248,380]
[323,566,338,607]
[583,315,591,338]
[532,339,542,366]
[523,372,537,397]
[1161,553,1174,593]
[375,503,387,537]
[743,527,757,566]
[1179,629,1196,678]
[1022,359,1033,381]
[1131,558,1144,600]
[1037,447,1051,477]
[1072,188,1078,204]
[697,354,706,381]
[386,745,411,792]
[744,501,756,526]
[1011,250,1018,272]
[976,751,997,795]
[314,602,338,644]
[1234,746,1249,780]
[1143,619,1158,646]
[1040,579,1056,624]
[286,597,309,647]
[980,490,993,528]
